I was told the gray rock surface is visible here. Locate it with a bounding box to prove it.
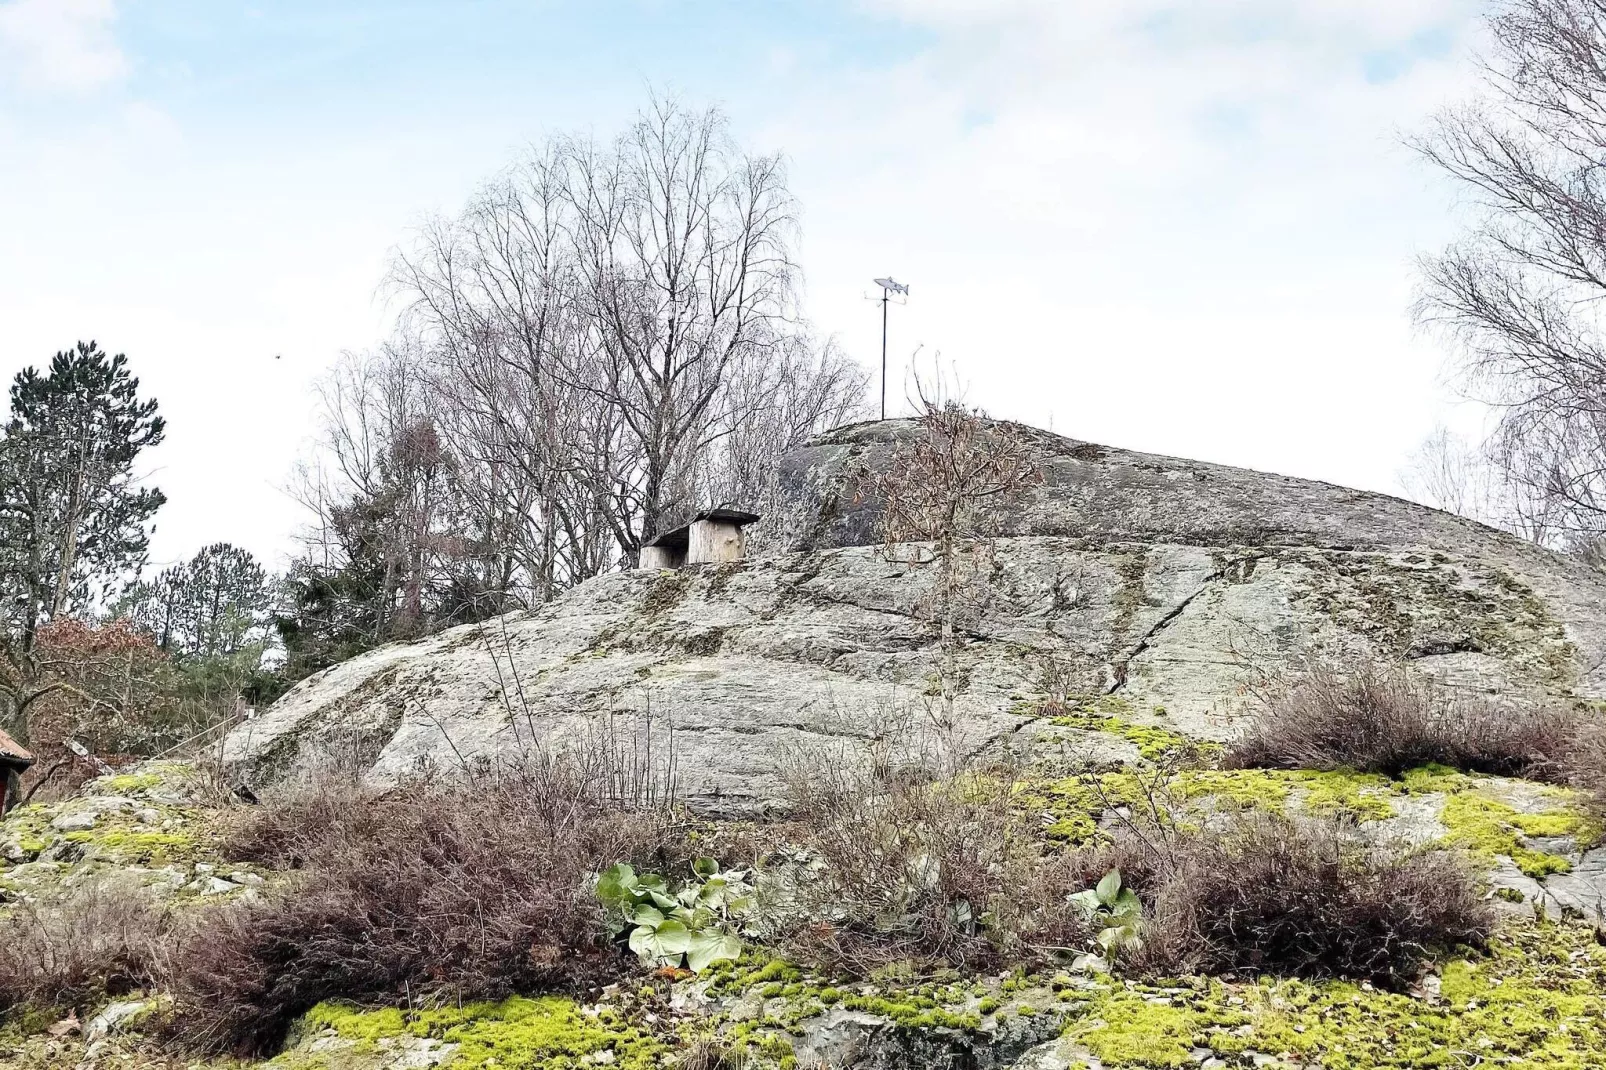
[226,420,1606,809]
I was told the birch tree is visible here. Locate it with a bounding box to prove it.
[1415,0,1606,551]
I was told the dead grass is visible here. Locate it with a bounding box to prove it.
[1225,662,1577,779]
[164,762,679,1056]
[0,876,168,1016]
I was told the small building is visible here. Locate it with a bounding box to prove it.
[0,728,34,816]
[640,508,761,570]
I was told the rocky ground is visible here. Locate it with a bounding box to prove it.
[5,747,1606,1070]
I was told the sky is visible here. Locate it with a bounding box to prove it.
[0,0,1492,572]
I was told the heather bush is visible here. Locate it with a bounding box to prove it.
[0,876,167,1017]
[781,761,1092,976]
[1132,813,1495,986]
[1564,719,1606,828]
[165,763,676,1055]
[1225,662,1576,779]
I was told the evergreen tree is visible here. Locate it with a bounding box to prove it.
[0,342,165,656]
[121,542,274,659]
[278,487,397,680]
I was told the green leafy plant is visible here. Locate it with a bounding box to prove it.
[595,858,754,972]
[1068,869,1143,972]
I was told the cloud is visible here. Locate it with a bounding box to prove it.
[760,0,1489,495]
[0,0,128,93]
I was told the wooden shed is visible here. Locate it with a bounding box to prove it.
[639,509,761,570]
[0,728,34,816]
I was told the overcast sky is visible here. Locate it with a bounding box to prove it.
[0,0,1490,572]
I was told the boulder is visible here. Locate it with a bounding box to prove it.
[225,420,1606,810]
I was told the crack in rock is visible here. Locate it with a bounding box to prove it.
[1105,557,1258,696]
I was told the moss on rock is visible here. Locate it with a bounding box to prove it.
[301,996,668,1070]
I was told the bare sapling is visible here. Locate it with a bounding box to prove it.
[853,382,1042,769]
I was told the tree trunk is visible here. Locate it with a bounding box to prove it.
[50,425,89,619]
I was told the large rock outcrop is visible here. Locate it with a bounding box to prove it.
[225,420,1606,809]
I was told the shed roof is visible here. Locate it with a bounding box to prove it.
[643,508,761,550]
[0,728,34,769]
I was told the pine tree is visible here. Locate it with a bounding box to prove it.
[121,543,274,659]
[0,341,166,656]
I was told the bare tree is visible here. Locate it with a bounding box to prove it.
[1400,425,1569,543]
[1414,0,1606,550]
[288,345,485,658]
[853,384,1042,759]
[560,100,814,550]
[1400,427,1490,521]
[383,97,865,589]
[285,98,866,667]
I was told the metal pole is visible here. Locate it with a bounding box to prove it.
[881,289,889,421]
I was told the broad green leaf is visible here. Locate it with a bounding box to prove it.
[1068,889,1101,915]
[629,904,666,928]
[692,857,720,879]
[596,863,637,905]
[686,930,743,973]
[1095,870,1122,908]
[1112,889,1143,917]
[648,918,692,957]
[648,889,679,912]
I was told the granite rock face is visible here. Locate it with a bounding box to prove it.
[225,420,1606,810]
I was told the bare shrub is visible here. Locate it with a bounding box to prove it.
[165,764,676,1055]
[781,761,1090,976]
[0,877,167,1015]
[219,765,378,870]
[1129,813,1494,986]
[851,396,1043,766]
[1564,720,1606,828]
[1225,662,1576,779]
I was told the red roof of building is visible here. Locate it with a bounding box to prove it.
[0,728,34,768]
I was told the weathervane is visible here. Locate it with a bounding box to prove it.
[871,277,909,420]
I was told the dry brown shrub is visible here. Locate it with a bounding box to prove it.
[0,876,168,1015]
[1564,719,1606,828]
[164,761,678,1056]
[781,758,1091,976]
[219,764,375,870]
[1125,813,1495,986]
[1225,662,1576,779]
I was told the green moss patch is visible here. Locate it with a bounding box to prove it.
[304,996,669,1070]
[1438,791,1582,878]
[1067,921,1606,1068]
[62,827,203,865]
[1047,696,1206,762]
